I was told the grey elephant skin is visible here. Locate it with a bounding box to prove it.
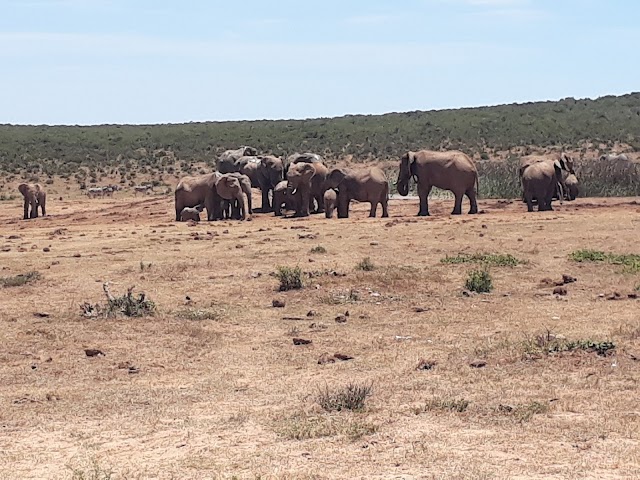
[396,150,478,216]
[323,189,337,219]
[174,173,222,221]
[215,173,250,220]
[180,205,204,222]
[219,172,253,220]
[273,181,297,216]
[286,161,329,217]
[521,156,572,212]
[217,146,258,174]
[564,173,579,200]
[237,155,284,212]
[325,166,389,218]
[18,183,46,219]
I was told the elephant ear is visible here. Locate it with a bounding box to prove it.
[301,162,316,178]
[554,157,567,172]
[327,168,346,188]
[18,183,27,195]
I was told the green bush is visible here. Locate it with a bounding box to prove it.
[465,268,493,293]
[442,253,524,267]
[275,266,303,291]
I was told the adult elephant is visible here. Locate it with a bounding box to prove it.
[521,156,572,212]
[217,146,258,174]
[216,174,249,220]
[286,161,329,217]
[325,166,389,218]
[221,172,253,218]
[174,173,222,221]
[237,155,284,212]
[18,183,46,219]
[287,152,323,166]
[519,153,575,181]
[396,150,478,216]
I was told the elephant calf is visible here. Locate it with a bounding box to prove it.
[180,205,204,222]
[273,180,297,216]
[564,174,579,200]
[323,189,338,218]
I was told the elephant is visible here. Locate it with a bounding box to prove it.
[521,156,572,212]
[174,173,222,221]
[217,146,258,174]
[218,172,253,219]
[564,173,579,200]
[286,152,323,167]
[236,155,284,212]
[396,150,479,216]
[519,153,575,182]
[180,205,204,222]
[215,174,249,220]
[323,189,337,219]
[286,161,329,217]
[18,183,46,219]
[273,180,297,216]
[325,167,389,218]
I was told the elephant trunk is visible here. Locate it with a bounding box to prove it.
[397,179,409,197]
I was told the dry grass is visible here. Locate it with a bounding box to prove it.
[1,192,640,479]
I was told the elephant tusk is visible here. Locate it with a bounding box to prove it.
[290,188,297,195]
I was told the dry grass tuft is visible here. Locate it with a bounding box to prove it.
[316,382,373,412]
[0,270,41,287]
[275,266,303,291]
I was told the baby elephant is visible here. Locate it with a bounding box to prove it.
[273,180,297,216]
[180,204,204,222]
[324,189,338,219]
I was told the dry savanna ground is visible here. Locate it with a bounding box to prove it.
[1,190,640,480]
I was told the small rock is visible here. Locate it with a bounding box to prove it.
[42,247,50,252]
[72,253,81,258]
[479,233,485,237]
[335,314,347,324]
[292,338,312,345]
[370,241,379,246]
[481,224,488,229]
[33,312,50,318]
[84,349,105,357]
[562,274,577,284]
[235,244,243,249]
[333,353,354,361]
[250,272,262,278]
[416,359,436,371]
[517,238,523,242]
[306,310,317,317]
[606,292,623,301]
[470,359,487,368]
[413,307,428,313]
[318,353,336,365]
[308,258,315,263]
[128,366,140,374]
[222,230,229,234]
[344,311,349,317]
[553,286,567,296]
[272,299,286,308]
[628,292,638,299]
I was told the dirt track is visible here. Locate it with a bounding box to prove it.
[1,194,639,479]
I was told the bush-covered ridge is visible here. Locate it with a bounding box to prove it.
[1,92,639,170]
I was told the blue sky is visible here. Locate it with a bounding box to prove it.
[0,0,638,125]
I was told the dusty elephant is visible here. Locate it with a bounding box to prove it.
[521,156,572,212]
[273,181,297,216]
[520,153,575,201]
[396,150,478,216]
[286,161,329,217]
[564,173,579,200]
[325,167,389,218]
[18,183,46,219]
[216,174,249,220]
[180,205,204,222]
[174,173,222,221]
[237,155,284,212]
[323,189,337,219]
[221,172,253,218]
[217,146,258,174]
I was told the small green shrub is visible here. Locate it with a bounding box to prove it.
[310,246,327,254]
[465,268,493,293]
[355,257,376,271]
[316,382,373,412]
[570,249,640,273]
[442,253,524,267]
[523,330,616,357]
[275,266,303,291]
[0,271,41,288]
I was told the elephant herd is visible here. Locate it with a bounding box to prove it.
[14,147,587,222]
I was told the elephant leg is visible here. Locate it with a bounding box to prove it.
[525,195,534,212]
[466,188,478,214]
[381,198,389,218]
[368,202,377,218]
[23,200,29,220]
[261,188,271,213]
[315,193,324,214]
[417,184,432,216]
[295,190,310,217]
[451,192,464,215]
[30,201,38,218]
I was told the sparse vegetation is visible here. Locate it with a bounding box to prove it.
[570,249,640,273]
[275,266,303,291]
[310,246,327,254]
[418,397,470,414]
[0,271,41,288]
[523,330,616,358]
[278,413,378,441]
[67,458,113,480]
[497,401,550,423]
[316,382,373,412]
[465,268,493,293]
[442,253,524,267]
[174,308,223,321]
[355,257,376,271]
